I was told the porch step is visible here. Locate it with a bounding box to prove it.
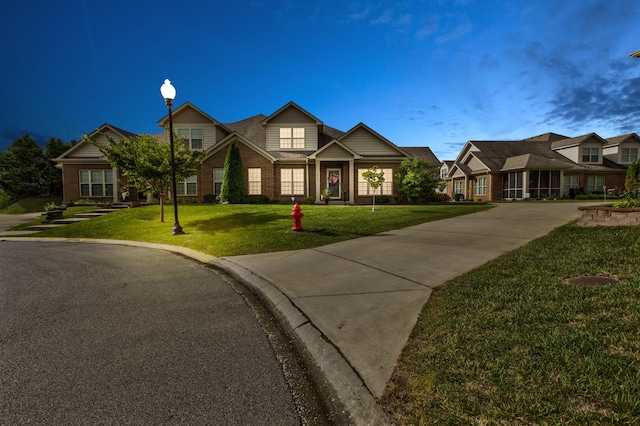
[50,217,90,225]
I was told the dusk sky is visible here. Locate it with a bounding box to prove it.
[2,0,640,161]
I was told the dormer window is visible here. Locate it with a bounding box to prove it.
[622,147,639,163]
[178,129,203,150]
[280,128,305,149]
[581,147,599,163]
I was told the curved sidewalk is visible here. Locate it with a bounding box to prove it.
[215,202,591,402]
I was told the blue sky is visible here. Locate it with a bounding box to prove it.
[2,0,640,161]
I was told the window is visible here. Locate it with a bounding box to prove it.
[213,168,224,196]
[474,177,487,196]
[279,128,305,149]
[440,167,448,179]
[454,181,463,195]
[503,171,524,199]
[528,170,561,199]
[563,176,580,197]
[281,169,304,194]
[581,147,599,163]
[176,173,197,196]
[358,168,393,195]
[622,147,639,163]
[587,176,605,194]
[80,170,113,197]
[178,128,203,150]
[248,168,261,195]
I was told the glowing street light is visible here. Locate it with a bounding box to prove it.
[160,79,184,235]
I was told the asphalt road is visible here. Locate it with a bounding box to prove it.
[0,241,321,425]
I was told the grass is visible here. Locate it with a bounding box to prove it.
[0,196,62,214]
[20,203,492,256]
[380,224,640,425]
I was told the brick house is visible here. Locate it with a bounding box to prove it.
[55,102,440,204]
[445,132,637,201]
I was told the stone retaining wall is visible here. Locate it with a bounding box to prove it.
[577,205,640,226]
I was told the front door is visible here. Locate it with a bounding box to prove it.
[327,169,341,199]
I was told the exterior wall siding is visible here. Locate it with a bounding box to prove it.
[341,128,400,156]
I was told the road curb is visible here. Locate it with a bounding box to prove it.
[211,257,390,426]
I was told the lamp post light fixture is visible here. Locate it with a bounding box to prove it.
[160,79,184,235]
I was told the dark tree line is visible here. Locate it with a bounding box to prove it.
[0,134,76,202]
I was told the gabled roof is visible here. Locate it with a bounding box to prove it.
[224,114,268,148]
[550,133,607,150]
[157,102,230,132]
[339,122,412,157]
[524,132,569,142]
[55,123,135,161]
[309,139,362,159]
[260,101,323,126]
[401,147,440,166]
[463,140,576,172]
[201,131,277,163]
[605,133,640,146]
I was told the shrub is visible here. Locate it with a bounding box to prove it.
[377,195,390,204]
[203,194,217,204]
[575,194,589,200]
[303,196,315,205]
[432,193,451,202]
[588,194,601,200]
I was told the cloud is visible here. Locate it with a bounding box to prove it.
[435,21,471,44]
[543,64,640,134]
[415,14,438,40]
[349,6,370,21]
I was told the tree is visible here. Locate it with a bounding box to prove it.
[395,158,439,203]
[0,134,49,200]
[44,137,75,196]
[220,141,245,203]
[87,133,203,222]
[361,165,385,211]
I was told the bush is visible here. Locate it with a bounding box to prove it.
[203,194,217,204]
[432,193,451,202]
[575,194,589,200]
[588,194,602,200]
[0,188,12,210]
[377,195,390,204]
[303,196,315,205]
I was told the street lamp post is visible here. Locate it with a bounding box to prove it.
[160,79,184,235]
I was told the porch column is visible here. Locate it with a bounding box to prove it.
[315,159,321,202]
[349,159,355,203]
[112,167,119,203]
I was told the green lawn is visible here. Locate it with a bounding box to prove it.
[380,223,640,425]
[24,203,491,256]
[0,196,62,214]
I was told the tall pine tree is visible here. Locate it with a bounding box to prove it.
[220,141,245,203]
[0,134,49,200]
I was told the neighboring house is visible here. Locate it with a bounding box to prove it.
[55,102,440,204]
[446,132,636,201]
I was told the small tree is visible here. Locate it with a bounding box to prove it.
[395,158,439,203]
[87,133,203,222]
[220,141,245,203]
[362,166,385,211]
[615,159,640,208]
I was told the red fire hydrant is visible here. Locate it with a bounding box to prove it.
[290,203,304,231]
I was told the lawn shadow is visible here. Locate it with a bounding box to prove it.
[187,212,285,233]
